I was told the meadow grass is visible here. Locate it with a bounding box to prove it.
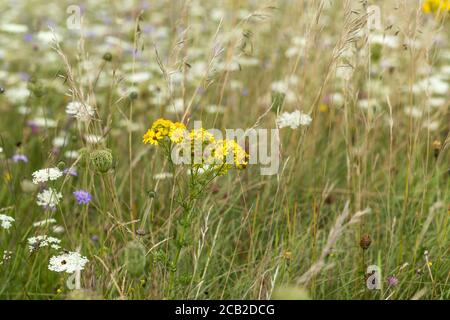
[0,0,449,300]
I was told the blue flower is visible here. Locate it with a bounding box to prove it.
[73,190,92,205]
[12,154,28,163]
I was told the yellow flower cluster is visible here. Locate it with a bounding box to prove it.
[143,118,249,174]
[422,0,450,14]
[213,139,248,172]
[189,128,216,145]
[143,118,186,145]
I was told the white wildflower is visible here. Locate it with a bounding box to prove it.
[17,106,31,115]
[126,72,152,83]
[153,172,174,180]
[48,251,89,274]
[36,188,62,209]
[28,235,61,252]
[0,251,12,266]
[33,218,57,227]
[36,31,60,44]
[167,98,184,114]
[0,23,28,33]
[423,120,439,131]
[4,87,30,104]
[429,97,446,108]
[358,99,378,110]
[0,214,14,230]
[66,101,95,121]
[29,117,57,128]
[205,104,226,114]
[52,225,65,234]
[404,106,423,119]
[64,150,79,159]
[32,167,63,184]
[276,110,312,129]
[271,81,289,94]
[84,134,104,144]
[53,136,68,148]
[369,34,399,48]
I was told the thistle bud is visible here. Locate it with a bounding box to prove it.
[90,149,113,173]
[57,161,66,171]
[28,78,46,97]
[129,91,138,100]
[359,234,372,250]
[102,52,112,62]
[136,229,147,236]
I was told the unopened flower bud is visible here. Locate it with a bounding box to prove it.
[90,149,113,173]
[102,52,112,62]
[359,234,372,250]
[57,161,66,171]
[129,91,138,100]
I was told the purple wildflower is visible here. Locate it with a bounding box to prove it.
[73,190,92,205]
[26,120,40,134]
[23,33,34,42]
[19,72,30,81]
[387,276,398,287]
[64,167,78,177]
[12,154,28,163]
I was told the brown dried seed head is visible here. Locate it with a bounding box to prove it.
[360,234,372,250]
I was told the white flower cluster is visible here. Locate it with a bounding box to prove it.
[276,110,312,129]
[27,235,61,252]
[36,188,62,209]
[32,167,63,184]
[0,214,15,230]
[66,101,95,122]
[0,251,12,266]
[48,251,89,274]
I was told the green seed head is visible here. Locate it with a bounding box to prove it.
[102,52,112,62]
[90,149,113,173]
[57,161,66,171]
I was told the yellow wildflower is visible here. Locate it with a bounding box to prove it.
[190,128,215,145]
[169,122,187,143]
[422,0,450,14]
[213,140,249,172]
[143,129,162,145]
[169,127,186,143]
[4,172,12,182]
[319,103,329,113]
[151,118,173,136]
